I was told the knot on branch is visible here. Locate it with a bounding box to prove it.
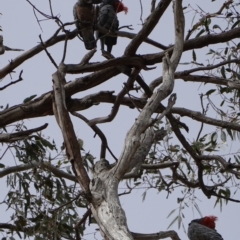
[153,127,167,142]
[93,158,111,175]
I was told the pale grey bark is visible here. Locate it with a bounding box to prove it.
[0,161,76,181]
[88,1,185,239]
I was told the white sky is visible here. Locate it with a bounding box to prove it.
[1,0,240,239]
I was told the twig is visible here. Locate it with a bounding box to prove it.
[88,68,141,125]
[75,208,91,240]
[132,230,181,240]
[0,160,76,181]
[75,113,117,161]
[33,7,43,32]
[185,0,233,40]
[61,33,69,63]
[101,52,153,97]
[79,48,97,65]
[0,123,48,143]
[0,70,23,90]
[0,35,24,55]
[196,94,205,141]
[39,34,58,69]
[118,25,134,31]
[52,70,90,193]
[71,112,118,161]
[49,191,82,213]
[139,0,144,25]
[124,0,172,55]
[48,0,54,17]
[151,0,156,12]
[155,93,177,122]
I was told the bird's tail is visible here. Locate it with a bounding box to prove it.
[81,29,96,50]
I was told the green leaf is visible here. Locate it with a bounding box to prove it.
[192,50,196,61]
[23,94,37,103]
[167,215,178,229]
[226,128,233,140]
[206,89,216,95]
[221,66,226,79]
[212,24,221,30]
[0,163,5,168]
[193,202,203,217]
[167,208,177,218]
[220,130,227,142]
[224,47,228,55]
[196,29,205,38]
[178,215,182,229]
[40,138,55,150]
[142,191,147,202]
[231,19,240,29]
[211,132,218,142]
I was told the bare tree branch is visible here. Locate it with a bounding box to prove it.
[88,68,140,125]
[0,70,23,90]
[0,160,76,182]
[52,70,90,193]
[132,230,181,240]
[115,0,184,179]
[71,112,118,161]
[0,123,48,143]
[143,27,240,65]
[0,35,24,55]
[62,56,153,74]
[124,0,172,55]
[146,59,240,93]
[185,0,233,40]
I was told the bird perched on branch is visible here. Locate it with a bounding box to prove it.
[96,0,128,53]
[73,0,102,50]
[188,215,224,240]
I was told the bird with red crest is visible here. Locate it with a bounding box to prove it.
[96,0,128,53]
[188,215,224,240]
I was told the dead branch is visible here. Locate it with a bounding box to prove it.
[39,34,58,68]
[79,48,97,65]
[115,0,185,177]
[185,0,233,40]
[142,162,179,170]
[0,123,48,143]
[143,27,240,66]
[52,70,90,193]
[102,52,153,98]
[0,160,76,181]
[146,59,240,93]
[0,35,24,55]
[71,111,118,161]
[132,230,181,240]
[2,86,240,133]
[0,70,23,90]
[62,56,153,74]
[155,93,177,122]
[97,27,168,50]
[88,68,141,125]
[124,0,172,55]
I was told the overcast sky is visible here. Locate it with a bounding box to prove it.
[1,0,240,239]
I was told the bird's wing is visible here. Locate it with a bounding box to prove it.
[97,5,118,31]
[73,2,96,50]
[188,222,224,240]
[73,3,80,31]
